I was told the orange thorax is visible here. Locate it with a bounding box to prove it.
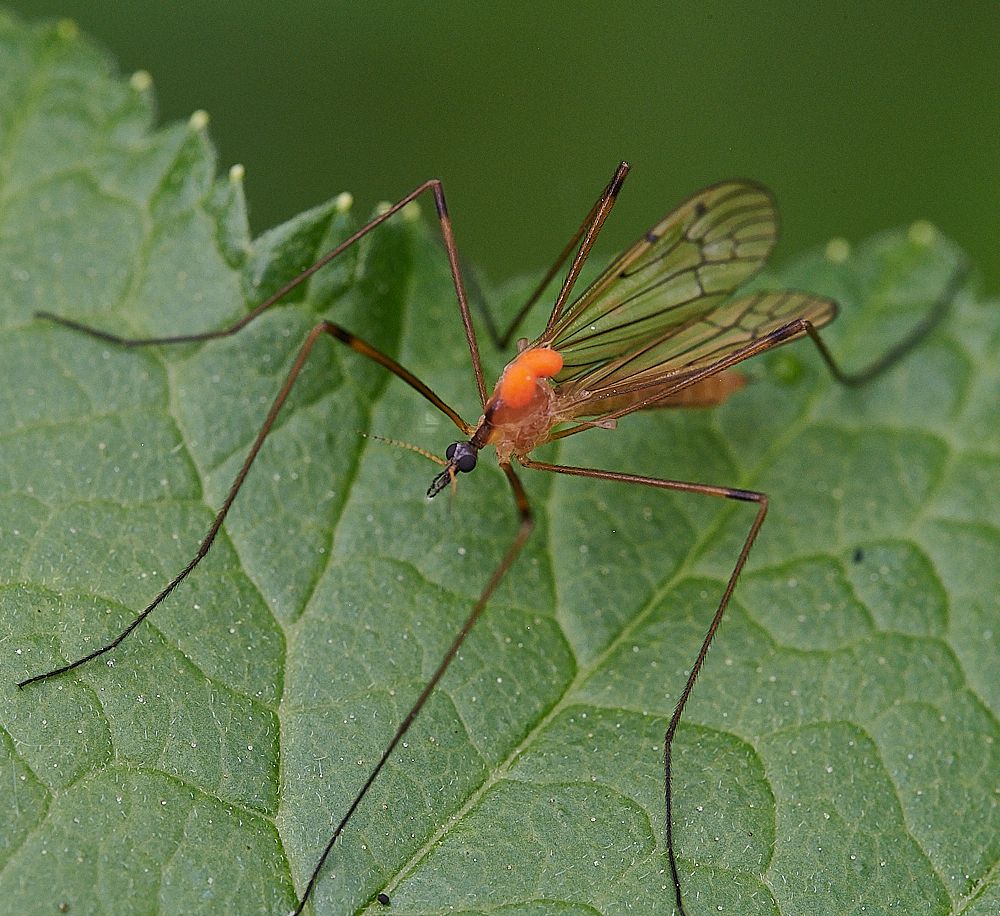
[475,347,564,461]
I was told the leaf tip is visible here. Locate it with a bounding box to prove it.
[129,69,153,93]
[907,219,937,247]
[335,190,354,213]
[56,18,78,42]
[188,109,210,132]
[824,237,851,264]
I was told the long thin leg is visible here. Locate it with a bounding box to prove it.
[807,255,970,386]
[543,161,631,334]
[37,161,637,406]
[477,162,632,349]
[23,319,537,910]
[518,455,768,916]
[36,178,494,410]
[515,259,969,914]
[549,255,970,446]
[17,318,473,689]
[291,463,534,915]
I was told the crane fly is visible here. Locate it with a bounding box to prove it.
[17,161,958,915]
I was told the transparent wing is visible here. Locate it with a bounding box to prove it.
[540,181,778,376]
[558,290,838,419]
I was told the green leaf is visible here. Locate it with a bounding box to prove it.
[1,13,997,916]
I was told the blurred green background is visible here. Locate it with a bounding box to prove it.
[5,1,998,293]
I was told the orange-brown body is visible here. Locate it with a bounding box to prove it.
[471,346,747,464]
[472,347,565,462]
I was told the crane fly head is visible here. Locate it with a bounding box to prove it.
[427,440,479,498]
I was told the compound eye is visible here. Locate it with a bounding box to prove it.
[455,451,477,473]
[445,441,477,473]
